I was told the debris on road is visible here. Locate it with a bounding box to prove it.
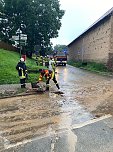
[52,91,64,95]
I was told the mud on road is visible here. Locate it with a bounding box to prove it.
[1,65,113,150]
[0,93,63,144]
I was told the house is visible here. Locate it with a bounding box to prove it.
[67,7,113,68]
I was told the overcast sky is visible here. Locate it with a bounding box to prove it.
[51,0,113,46]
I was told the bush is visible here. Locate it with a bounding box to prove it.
[86,62,108,72]
[68,60,109,72]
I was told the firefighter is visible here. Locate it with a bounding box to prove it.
[36,55,40,66]
[39,56,43,66]
[16,57,28,88]
[38,69,60,91]
[49,57,56,72]
[44,55,49,68]
[54,56,57,66]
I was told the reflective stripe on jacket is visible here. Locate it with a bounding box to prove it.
[16,61,27,79]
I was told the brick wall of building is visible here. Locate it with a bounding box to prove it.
[68,17,111,64]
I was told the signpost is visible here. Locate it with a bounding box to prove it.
[12,30,27,57]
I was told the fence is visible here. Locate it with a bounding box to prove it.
[0,41,18,52]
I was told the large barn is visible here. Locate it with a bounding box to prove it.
[67,7,113,67]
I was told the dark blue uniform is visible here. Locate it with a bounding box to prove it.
[16,61,27,88]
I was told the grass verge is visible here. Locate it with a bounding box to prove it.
[0,49,46,84]
[68,60,113,76]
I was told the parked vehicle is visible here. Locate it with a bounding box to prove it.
[54,52,67,66]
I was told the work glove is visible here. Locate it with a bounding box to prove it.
[25,73,28,80]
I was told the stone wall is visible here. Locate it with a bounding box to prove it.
[68,17,111,64]
[68,38,83,61]
[107,14,113,70]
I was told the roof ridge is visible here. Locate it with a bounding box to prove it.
[68,7,113,46]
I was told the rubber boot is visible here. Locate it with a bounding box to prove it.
[46,87,49,91]
[23,84,26,88]
[21,84,26,88]
[56,84,60,89]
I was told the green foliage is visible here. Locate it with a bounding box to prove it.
[67,60,82,67]
[68,60,110,73]
[0,49,41,84]
[54,44,67,52]
[0,0,65,55]
[86,62,108,72]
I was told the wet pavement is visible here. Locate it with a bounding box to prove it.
[1,65,113,151]
[74,116,113,152]
[3,115,113,152]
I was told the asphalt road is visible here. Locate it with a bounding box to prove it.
[3,115,113,152]
[1,65,113,151]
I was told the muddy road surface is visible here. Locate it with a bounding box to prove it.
[0,65,113,150]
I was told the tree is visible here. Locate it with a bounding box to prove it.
[54,44,68,52]
[0,0,65,56]
[53,44,68,56]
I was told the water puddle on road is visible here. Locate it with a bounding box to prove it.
[50,87,94,130]
[54,67,94,130]
[47,84,94,152]
[47,87,93,152]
